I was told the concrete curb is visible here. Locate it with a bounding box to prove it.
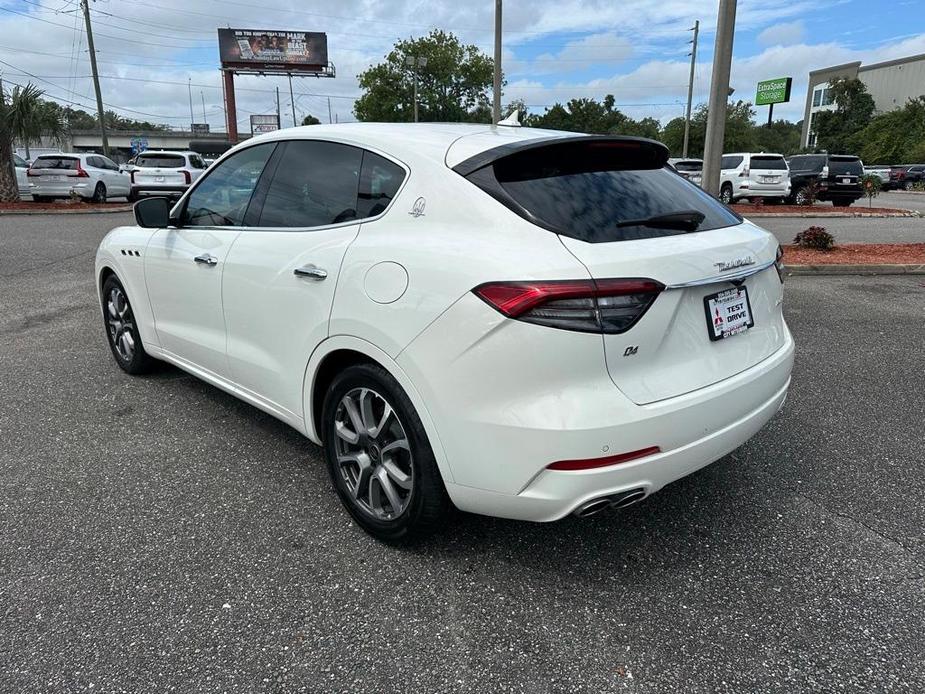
[0,205,133,216]
[787,264,925,275]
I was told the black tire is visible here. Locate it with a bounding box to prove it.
[792,186,808,206]
[832,199,852,208]
[127,191,139,203]
[321,363,451,543]
[92,182,107,203]
[31,195,50,203]
[903,180,914,191]
[719,184,733,205]
[101,274,157,375]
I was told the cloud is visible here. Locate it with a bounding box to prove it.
[757,21,806,47]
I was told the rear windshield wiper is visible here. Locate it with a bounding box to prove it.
[615,210,706,232]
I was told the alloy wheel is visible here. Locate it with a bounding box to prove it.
[720,187,732,204]
[333,387,414,521]
[106,285,136,362]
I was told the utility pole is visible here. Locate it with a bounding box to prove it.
[200,91,207,123]
[405,56,427,122]
[288,74,296,127]
[493,0,502,123]
[682,20,699,158]
[276,86,281,128]
[701,0,737,196]
[80,0,109,156]
[187,78,194,129]
[327,97,333,124]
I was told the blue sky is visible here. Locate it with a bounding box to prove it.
[0,0,923,128]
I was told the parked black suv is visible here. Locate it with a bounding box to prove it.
[786,154,865,207]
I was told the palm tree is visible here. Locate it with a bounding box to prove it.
[1,83,66,203]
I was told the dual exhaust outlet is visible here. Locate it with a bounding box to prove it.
[572,488,647,518]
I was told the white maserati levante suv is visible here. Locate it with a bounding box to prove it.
[95,123,794,542]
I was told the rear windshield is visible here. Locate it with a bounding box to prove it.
[32,157,78,170]
[136,154,186,168]
[673,160,702,172]
[750,155,787,170]
[788,155,826,172]
[468,141,741,244]
[829,156,863,175]
[721,155,744,170]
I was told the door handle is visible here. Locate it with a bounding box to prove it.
[194,253,218,266]
[294,264,328,280]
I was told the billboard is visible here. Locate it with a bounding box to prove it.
[250,114,280,135]
[218,29,328,72]
[756,77,793,106]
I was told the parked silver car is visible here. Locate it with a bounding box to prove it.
[129,150,207,201]
[28,153,131,203]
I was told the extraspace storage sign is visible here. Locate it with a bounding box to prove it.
[755,77,793,106]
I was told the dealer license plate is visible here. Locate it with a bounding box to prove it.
[704,286,754,341]
[760,176,777,183]
[839,176,852,184]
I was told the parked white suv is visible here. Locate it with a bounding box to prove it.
[14,153,29,199]
[96,124,793,542]
[719,153,790,204]
[130,150,207,201]
[28,153,131,203]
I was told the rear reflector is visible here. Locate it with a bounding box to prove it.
[547,446,661,471]
[473,278,663,334]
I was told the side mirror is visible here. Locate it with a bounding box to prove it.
[134,197,172,228]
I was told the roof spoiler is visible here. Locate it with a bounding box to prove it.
[452,135,670,177]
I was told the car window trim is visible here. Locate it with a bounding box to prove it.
[242,139,409,233]
[172,141,278,228]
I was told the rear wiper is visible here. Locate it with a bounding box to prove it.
[615,210,706,232]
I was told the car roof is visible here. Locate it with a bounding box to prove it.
[723,152,786,157]
[138,150,193,156]
[244,122,578,168]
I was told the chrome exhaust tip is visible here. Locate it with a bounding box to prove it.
[573,496,614,518]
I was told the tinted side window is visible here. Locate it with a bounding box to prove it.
[721,155,744,169]
[86,157,101,169]
[358,151,405,219]
[14,154,27,167]
[258,140,363,228]
[188,154,207,169]
[790,155,825,172]
[182,143,275,227]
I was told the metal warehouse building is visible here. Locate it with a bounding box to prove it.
[801,52,925,148]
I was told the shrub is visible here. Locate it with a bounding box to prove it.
[793,226,835,251]
[860,173,882,208]
[795,181,821,206]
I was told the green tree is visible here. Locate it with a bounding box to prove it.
[529,95,662,137]
[301,114,322,126]
[753,119,803,155]
[660,101,758,156]
[852,96,925,163]
[1,83,66,203]
[354,30,495,122]
[812,77,875,154]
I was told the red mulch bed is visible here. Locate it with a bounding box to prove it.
[0,200,129,212]
[783,243,925,265]
[731,203,909,215]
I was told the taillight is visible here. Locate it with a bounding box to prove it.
[818,165,829,179]
[26,169,40,177]
[775,245,785,283]
[75,164,89,178]
[183,170,191,184]
[738,167,750,178]
[473,278,664,334]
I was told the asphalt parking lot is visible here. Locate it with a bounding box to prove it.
[1,213,924,693]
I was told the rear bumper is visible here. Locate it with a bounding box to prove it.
[131,185,189,197]
[445,331,793,521]
[29,182,93,199]
[733,180,790,199]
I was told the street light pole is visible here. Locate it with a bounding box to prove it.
[406,56,427,122]
[682,20,699,158]
[701,0,737,197]
[288,74,296,127]
[493,0,502,123]
[80,0,109,156]
[188,78,194,129]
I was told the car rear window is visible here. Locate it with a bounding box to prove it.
[32,157,78,170]
[829,156,863,175]
[136,154,186,168]
[721,155,744,170]
[789,155,825,172]
[750,155,787,170]
[464,140,741,244]
[673,160,702,172]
